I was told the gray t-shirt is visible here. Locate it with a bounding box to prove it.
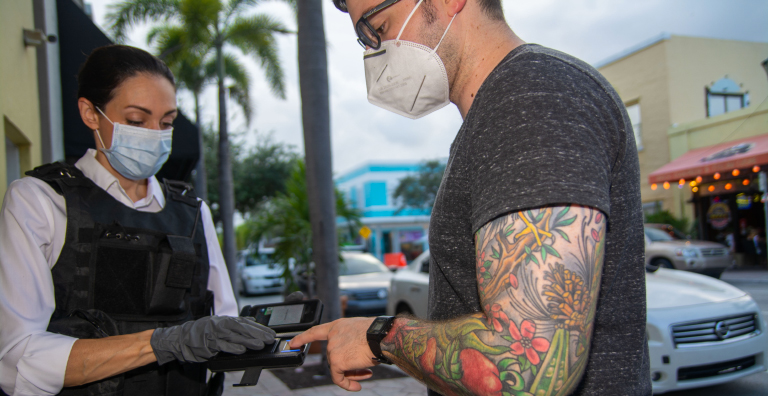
[427,44,650,395]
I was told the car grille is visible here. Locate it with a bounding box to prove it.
[678,355,756,381]
[264,274,281,280]
[699,248,728,257]
[351,290,382,300]
[671,313,758,346]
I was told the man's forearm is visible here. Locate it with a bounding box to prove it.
[64,330,156,387]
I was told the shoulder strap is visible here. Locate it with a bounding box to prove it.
[25,162,88,195]
[161,179,199,208]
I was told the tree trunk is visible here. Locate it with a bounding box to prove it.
[216,40,239,295]
[193,92,208,201]
[297,0,340,324]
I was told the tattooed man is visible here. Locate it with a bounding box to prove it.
[289,0,651,395]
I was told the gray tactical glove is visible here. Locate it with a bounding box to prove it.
[150,316,276,365]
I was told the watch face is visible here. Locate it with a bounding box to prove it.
[370,319,387,332]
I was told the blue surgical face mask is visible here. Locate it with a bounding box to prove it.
[96,107,173,180]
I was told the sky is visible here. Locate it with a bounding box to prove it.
[86,0,768,176]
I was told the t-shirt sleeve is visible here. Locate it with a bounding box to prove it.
[468,56,624,232]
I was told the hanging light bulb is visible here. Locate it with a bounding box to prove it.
[714,172,721,180]
[696,176,703,183]
[743,179,750,186]
[754,166,761,173]
[708,185,715,192]
[679,178,685,185]
[651,183,658,191]
[663,182,670,190]
[692,187,699,193]
[725,183,732,190]
[690,181,697,187]
[732,169,740,177]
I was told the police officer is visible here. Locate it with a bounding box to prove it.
[0,45,274,395]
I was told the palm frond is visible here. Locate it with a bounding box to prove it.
[225,14,291,98]
[178,0,221,45]
[224,0,261,23]
[106,0,181,43]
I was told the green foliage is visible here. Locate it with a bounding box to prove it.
[645,208,691,236]
[245,162,361,291]
[392,160,446,214]
[203,127,298,223]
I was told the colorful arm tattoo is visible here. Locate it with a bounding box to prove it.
[380,205,606,396]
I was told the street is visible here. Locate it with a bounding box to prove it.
[233,269,768,395]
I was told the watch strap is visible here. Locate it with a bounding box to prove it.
[367,316,395,364]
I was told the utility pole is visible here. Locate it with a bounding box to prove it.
[297,0,341,323]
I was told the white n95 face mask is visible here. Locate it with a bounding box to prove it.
[96,107,173,180]
[363,0,456,119]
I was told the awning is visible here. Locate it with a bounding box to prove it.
[649,134,768,184]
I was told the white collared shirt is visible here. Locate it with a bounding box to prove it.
[0,149,237,395]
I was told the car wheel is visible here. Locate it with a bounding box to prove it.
[240,281,252,297]
[395,303,413,315]
[652,258,674,269]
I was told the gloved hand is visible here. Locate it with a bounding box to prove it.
[150,316,276,365]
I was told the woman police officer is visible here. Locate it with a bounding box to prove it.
[0,45,273,395]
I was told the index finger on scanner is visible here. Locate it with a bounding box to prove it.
[289,322,331,347]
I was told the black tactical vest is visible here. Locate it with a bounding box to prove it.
[27,162,215,396]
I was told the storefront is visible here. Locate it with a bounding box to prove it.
[649,134,768,266]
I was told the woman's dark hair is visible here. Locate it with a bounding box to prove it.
[77,45,176,109]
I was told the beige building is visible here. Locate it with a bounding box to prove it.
[597,34,768,221]
[1,1,43,197]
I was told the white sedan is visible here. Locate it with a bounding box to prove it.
[388,251,768,394]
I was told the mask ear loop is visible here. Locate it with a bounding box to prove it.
[395,0,425,44]
[431,13,457,55]
[94,107,114,150]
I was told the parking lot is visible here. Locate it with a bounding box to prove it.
[232,268,768,395]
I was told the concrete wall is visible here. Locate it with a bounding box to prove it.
[1,1,42,197]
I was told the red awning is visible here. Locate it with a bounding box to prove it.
[648,134,768,184]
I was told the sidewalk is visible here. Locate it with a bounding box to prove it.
[720,267,768,283]
[222,355,427,396]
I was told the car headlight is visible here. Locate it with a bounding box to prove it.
[378,289,388,299]
[675,248,698,258]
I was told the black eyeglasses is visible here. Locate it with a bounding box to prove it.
[355,0,401,49]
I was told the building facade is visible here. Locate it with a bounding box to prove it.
[597,34,768,264]
[1,1,45,197]
[336,162,431,262]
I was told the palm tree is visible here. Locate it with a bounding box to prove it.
[148,25,254,201]
[107,0,289,291]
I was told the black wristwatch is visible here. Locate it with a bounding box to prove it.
[367,316,396,364]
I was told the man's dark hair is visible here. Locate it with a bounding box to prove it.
[332,0,505,22]
[77,45,176,109]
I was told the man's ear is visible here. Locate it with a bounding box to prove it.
[78,98,100,131]
[444,0,467,17]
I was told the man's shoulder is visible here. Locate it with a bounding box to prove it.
[477,44,618,107]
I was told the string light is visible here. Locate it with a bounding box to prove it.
[663,182,670,190]
[714,172,721,180]
[696,176,703,183]
[725,183,732,190]
[690,181,697,187]
[708,185,715,192]
[743,179,750,186]
[732,169,740,177]
[651,183,657,191]
[754,166,761,173]
[679,178,685,185]
[692,187,699,193]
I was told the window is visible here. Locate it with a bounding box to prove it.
[5,137,20,187]
[349,186,358,208]
[365,181,387,207]
[625,103,642,150]
[707,78,748,118]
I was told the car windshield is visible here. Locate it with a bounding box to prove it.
[245,253,275,267]
[645,227,676,242]
[339,254,389,276]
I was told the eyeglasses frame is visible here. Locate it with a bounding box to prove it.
[355,0,401,49]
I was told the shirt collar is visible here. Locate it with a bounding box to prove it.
[75,149,166,209]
